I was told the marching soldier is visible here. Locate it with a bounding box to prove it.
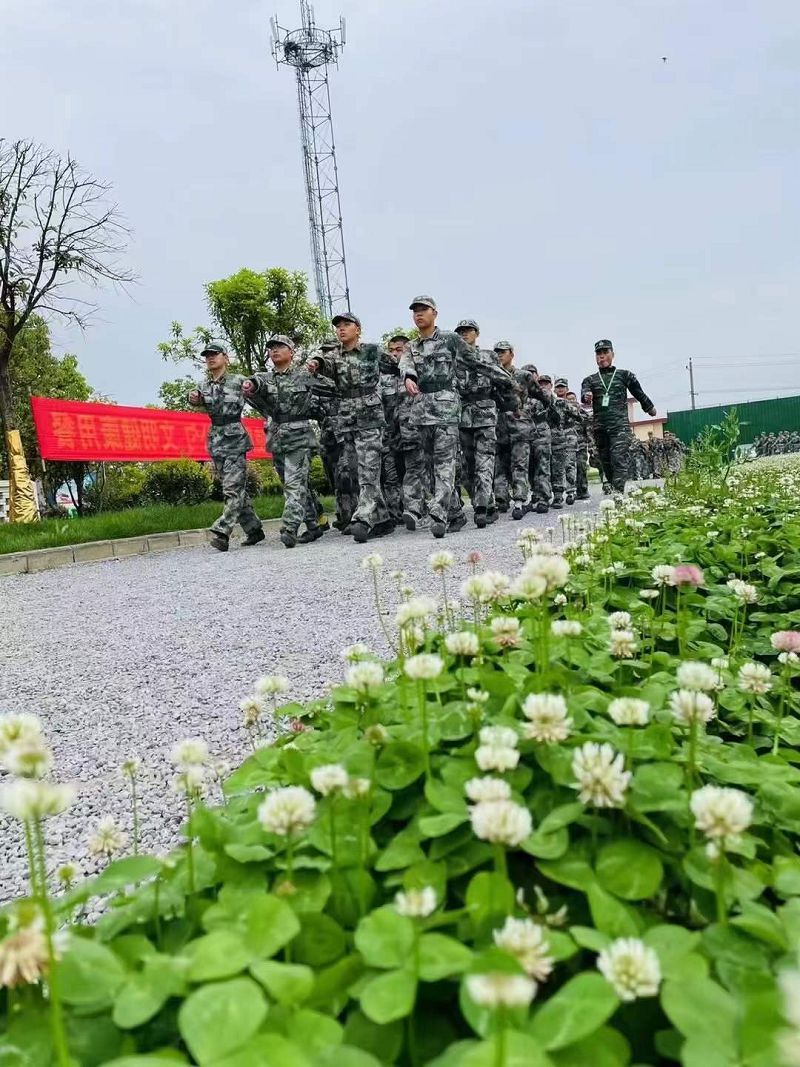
[188,342,264,552]
[568,389,592,501]
[380,335,407,525]
[454,319,501,528]
[554,378,583,505]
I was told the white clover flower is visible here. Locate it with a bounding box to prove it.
[465,777,512,803]
[639,588,659,600]
[553,594,568,608]
[470,799,532,846]
[571,743,631,808]
[597,938,661,1001]
[1,739,52,780]
[599,499,616,512]
[726,578,758,604]
[171,765,208,797]
[521,694,572,744]
[461,575,493,604]
[0,714,43,756]
[738,662,772,694]
[779,652,800,666]
[341,643,373,663]
[676,661,719,692]
[343,777,371,800]
[169,738,210,770]
[394,886,437,918]
[518,528,541,545]
[445,631,481,657]
[467,688,490,705]
[404,654,444,681]
[691,785,753,844]
[395,597,438,627]
[361,553,384,572]
[522,555,570,591]
[551,619,582,637]
[466,972,537,1009]
[254,675,290,697]
[651,564,675,587]
[0,919,53,988]
[490,617,522,648]
[120,758,140,778]
[87,816,128,857]
[607,698,650,726]
[609,629,637,659]
[480,726,518,749]
[364,724,389,746]
[494,917,554,982]
[240,696,266,729]
[482,571,512,601]
[429,550,455,574]
[346,661,385,693]
[402,624,426,653]
[258,786,317,836]
[510,570,548,601]
[475,744,519,772]
[711,657,730,671]
[55,862,80,887]
[0,780,76,822]
[310,763,349,796]
[668,689,716,726]
[607,611,632,629]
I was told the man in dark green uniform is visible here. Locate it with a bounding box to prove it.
[580,339,657,494]
[188,342,264,552]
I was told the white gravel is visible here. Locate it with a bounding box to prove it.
[0,494,601,902]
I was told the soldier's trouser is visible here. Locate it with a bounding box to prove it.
[334,437,359,526]
[211,453,262,537]
[460,425,496,510]
[493,443,511,508]
[347,427,389,530]
[595,425,632,493]
[550,439,567,500]
[509,438,531,504]
[530,436,552,503]
[403,424,459,524]
[564,442,577,494]
[319,436,338,500]
[382,445,404,523]
[273,446,318,533]
[576,447,589,496]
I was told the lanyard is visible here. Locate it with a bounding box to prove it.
[598,368,617,407]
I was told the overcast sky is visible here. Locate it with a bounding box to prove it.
[5,0,800,415]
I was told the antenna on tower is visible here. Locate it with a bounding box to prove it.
[271,1,351,319]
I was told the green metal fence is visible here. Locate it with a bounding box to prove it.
[666,394,800,445]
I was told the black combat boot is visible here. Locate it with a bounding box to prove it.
[474,507,488,529]
[298,526,324,544]
[210,532,229,552]
[280,529,298,548]
[242,529,266,546]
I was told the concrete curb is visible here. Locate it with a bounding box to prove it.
[0,520,283,576]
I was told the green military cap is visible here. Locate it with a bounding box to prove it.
[201,341,227,357]
[320,336,339,350]
[554,377,568,388]
[594,339,613,352]
[409,295,437,311]
[520,364,538,374]
[267,335,296,351]
[455,318,480,332]
[493,340,514,352]
[538,373,553,384]
[332,311,361,327]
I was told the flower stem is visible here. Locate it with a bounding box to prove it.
[714,853,728,924]
[418,681,431,777]
[185,798,195,894]
[372,571,397,654]
[773,662,791,755]
[494,1008,507,1067]
[34,821,70,1067]
[131,776,140,856]
[24,820,40,899]
[329,797,339,869]
[493,843,508,879]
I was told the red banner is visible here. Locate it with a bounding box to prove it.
[30,397,271,462]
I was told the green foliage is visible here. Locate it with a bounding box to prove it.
[140,460,213,506]
[156,375,197,412]
[677,408,742,499]
[84,464,148,512]
[5,457,800,1064]
[310,453,331,495]
[211,461,263,502]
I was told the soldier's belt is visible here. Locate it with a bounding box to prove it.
[271,415,312,426]
[419,381,452,394]
[210,415,243,427]
[462,390,492,402]
[339,386,376,399]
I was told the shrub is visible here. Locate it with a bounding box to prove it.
[141,459,213,505]
[310,453,331,495]
[84,463,147,511]
[249,459,284,497]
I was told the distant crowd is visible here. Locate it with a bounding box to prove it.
[754,432,800,456]
[629,432,686,479]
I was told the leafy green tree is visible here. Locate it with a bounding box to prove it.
[156,375,198,412]
[381,326,419,345]
[159,268,327,374]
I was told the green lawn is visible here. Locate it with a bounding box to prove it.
[0,496,335,555]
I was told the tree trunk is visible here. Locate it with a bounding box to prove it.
[0,340,18,435]
[1,335,39,521]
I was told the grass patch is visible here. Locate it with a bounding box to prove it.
[0,496,335,555]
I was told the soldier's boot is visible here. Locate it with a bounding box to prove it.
[431,521,447,539]
[371,519,395,538]
[448,513,467,533]
[602,481,612,494]
[474,506,488,529]
[403,510,427,532]
[495,500,509,513]
[576,492,591,501]
[565,493,576,506]
[511,502,525,520]
[242,529,266,547]
[536,502,549,514]
[280,529,298,549]
[351,522,370,544]
[550,498,564,510]
[298,526,324,545]
[210,532,229,552]
[486,507,498,524]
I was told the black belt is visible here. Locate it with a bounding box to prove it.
[210,415,242,427]
[271,414,311,425]
[463,390,492,402]
[419,381,451,394]
[340,386,376,400]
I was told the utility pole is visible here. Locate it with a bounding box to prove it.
[687,356,696,410]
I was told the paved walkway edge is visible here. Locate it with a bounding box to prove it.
[0,520,284,576]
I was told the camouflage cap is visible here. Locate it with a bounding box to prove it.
[493,340,514,352]
[520,364,538,374]
[455,318,480,333]
[320,336,339,350]
[554,377,568,388]
[409,295,437,311]
[267,335,296,351]
[594,339,613,352]
[332,311,361,328]
[201,341,227,356]
[538,373,553,384]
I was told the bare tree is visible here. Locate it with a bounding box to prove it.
[0,139,134,480]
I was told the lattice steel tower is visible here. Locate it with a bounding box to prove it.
[270,2,351,318]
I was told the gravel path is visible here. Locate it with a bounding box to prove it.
[0,494,601,902]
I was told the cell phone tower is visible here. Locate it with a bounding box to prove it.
[270,2,351,319]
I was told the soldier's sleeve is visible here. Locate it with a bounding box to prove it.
[580,375,594,398]
[187,383,206,408]
[246,372,271,398]
[452,333,511,388]
[379,353,401,377]
[623,370,656,414]
[399,348,417,381]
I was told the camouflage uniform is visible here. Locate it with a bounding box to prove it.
[189,372,262,540]
[574,406,592,499]
[456,347,500,515]
[246,361,334,537]
[581,351,656,493]
[553,385,583,502]
[378,352,405,524]
[316,342,390,533]
[529,394,557,508]
[313,340,354,529]
[400,327,515,529]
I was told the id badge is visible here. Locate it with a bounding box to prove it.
[601,395,610,408]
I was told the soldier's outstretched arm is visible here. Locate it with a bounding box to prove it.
[187,386,206,408]
[624,371,656,416]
